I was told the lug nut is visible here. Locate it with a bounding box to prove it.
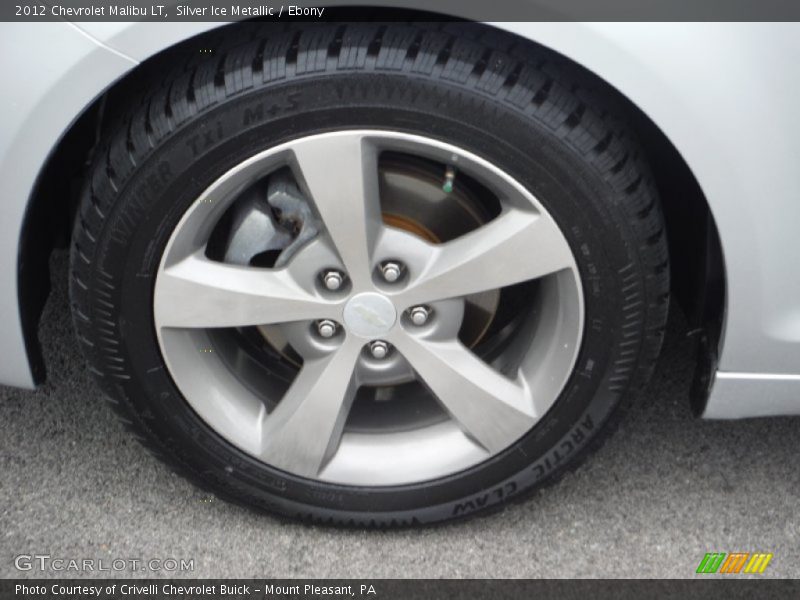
[409,306,430,326]
[316,319,337,339]
[322,270,344,291]
[380,262,403,283]
[368,340,390,359]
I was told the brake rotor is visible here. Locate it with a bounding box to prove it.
[378,155,501,350]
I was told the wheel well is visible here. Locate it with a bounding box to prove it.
[20,16,725,395]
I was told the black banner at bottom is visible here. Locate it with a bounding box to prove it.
[2,579,799,600]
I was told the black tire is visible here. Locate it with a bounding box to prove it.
[70,22,669,526]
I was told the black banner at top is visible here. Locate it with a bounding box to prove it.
[3,0,800,22]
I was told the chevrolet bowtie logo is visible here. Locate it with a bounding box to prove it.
[353,305,389,328]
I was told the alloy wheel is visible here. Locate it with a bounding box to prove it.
[153,130,584,486]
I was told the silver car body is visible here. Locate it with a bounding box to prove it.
[2,21,799,419]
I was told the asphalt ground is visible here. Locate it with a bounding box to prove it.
[1,251,799,579]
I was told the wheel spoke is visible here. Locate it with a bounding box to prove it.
[396,210,574,307]
[154,251,338,329]
[259,339,363,477]
[392,335,537,453]
[289,133,383,287]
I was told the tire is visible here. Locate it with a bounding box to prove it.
[70,22,669,526]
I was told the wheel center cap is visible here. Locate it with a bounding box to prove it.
[343,292,397,338]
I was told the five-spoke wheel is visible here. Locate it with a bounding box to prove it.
[154,131,583,485]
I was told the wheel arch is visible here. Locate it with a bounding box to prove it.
[19,16,724,403]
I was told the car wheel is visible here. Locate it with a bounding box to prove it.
[70,23,669,525]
